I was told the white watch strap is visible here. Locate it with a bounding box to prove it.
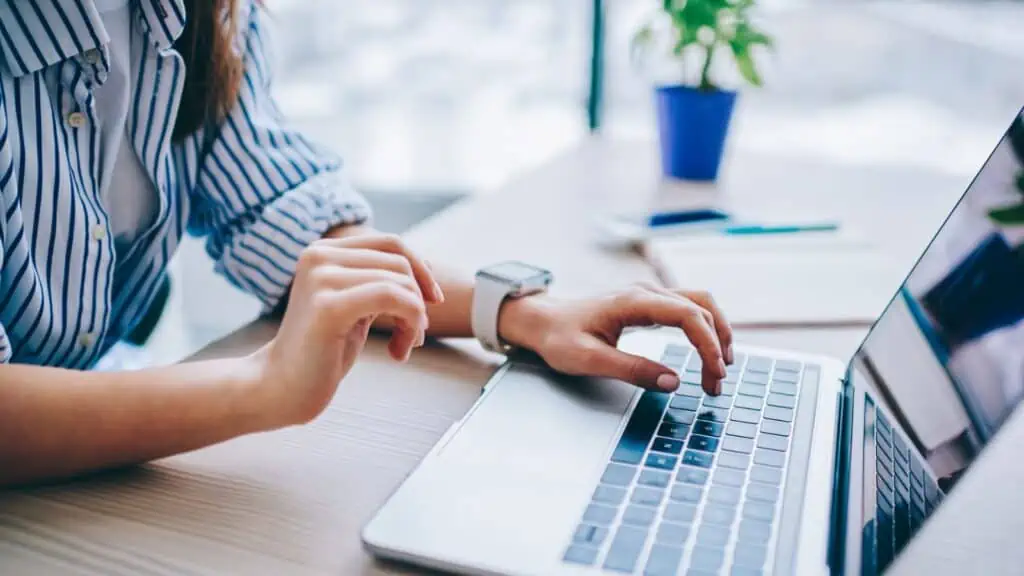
[471,274,512,353]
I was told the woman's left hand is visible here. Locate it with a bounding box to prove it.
[498,283,734,395]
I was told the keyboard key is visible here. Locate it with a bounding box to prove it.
[601,463,637,486]
[763,406,794,422]
[697,408,730,422]
[771,370,798,384]
[694,420,724,438]
[754,449,786,468]
[738,519,772,543]
[564,544,599,566]
[652,437,685,455]
[766,393,796,409]
[761,420,791,436]
[665,343,692,358]
[704,395,733,409]
[746,357,773,373]
[688,434,720,453]
[742,372,769,386]
[681,372,703,386]
[604,526,649,573]
[722,436,754,454]
[632,486,665,506]
[583,503,617,525]
[593,484,627,505]
[678,383,703,396]
[743,501,776,522]
[697,524,731,547]
[622,504,658,527]
[720,383,737,396]
[704,500,737,524]
[876,409,892,436]
[664,501,698,523]
[665,408,697,427]
[774,359,801,373]
[574,523,610,546]
[644,544,684,576]
[690,546,725,571]
[670,484,703,504]
[677,466,710,485]
[639,469,672,488]
[877,477,894,509]
[738,384,767,398]
[757,434,788,452]
[750,465,783,485]
[659,422,691,440]
[646,453,678,470]
[733,542,768,568]
[727,421,758,438]
[910,455,924,483]
[731,567,763,576]
[686,354,703,373]
[718,451,751,470]
[770,381,798,396]
[671,395,701,411]
[746,482,780,503]
[655,521,690,546]
[734,395,764,411]
[893,433,908,459]
[731,408,761,424]
[612,391,672,465]
[708,485,742,506]
[683,450,713,468]
[713,467,746,488]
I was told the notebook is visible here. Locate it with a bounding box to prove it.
[644,230,903,327]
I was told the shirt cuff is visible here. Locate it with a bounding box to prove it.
[214,171,372,311]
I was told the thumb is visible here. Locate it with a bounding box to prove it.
[576,340,680,392]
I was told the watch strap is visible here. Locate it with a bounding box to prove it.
[471,274,513,353]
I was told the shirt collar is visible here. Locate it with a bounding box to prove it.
[0,0,184,78]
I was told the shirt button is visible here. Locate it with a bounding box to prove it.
[83,48,101,65]
[91,224,106,241]
[67,111,87,129]
[79,332,95,348]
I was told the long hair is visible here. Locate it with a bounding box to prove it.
[172,0,244,141]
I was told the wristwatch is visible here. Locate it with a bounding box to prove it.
[471,261,553,353]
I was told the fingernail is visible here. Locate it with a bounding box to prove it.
[718,359,727,377]
[416,331,426,347]
[656,373,680,392]
[433,281,445,303]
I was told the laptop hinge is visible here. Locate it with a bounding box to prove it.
[828,376,855,575]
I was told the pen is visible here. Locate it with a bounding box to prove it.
[721,223,840,236]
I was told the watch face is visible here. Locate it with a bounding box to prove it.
[485,261,547,283]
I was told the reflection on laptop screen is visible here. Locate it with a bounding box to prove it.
[849,109,1024,566]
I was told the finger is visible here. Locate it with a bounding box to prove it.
[316,235,444,304]
[574,338,680,391]
[332,248,428,298]
[614,288,726,389]
[679,289,734,365]
[340,316,374,368]
[388,325,423,362]
[316,282,428,344]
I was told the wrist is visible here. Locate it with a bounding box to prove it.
[497,294,558,351]
[232,349,284,432]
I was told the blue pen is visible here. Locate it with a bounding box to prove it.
[722,223,840,236]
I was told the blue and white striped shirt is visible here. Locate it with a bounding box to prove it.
[0,0,370,368]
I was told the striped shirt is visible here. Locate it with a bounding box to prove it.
[0,0,370,368]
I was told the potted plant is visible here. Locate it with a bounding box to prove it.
[633,0,773,181]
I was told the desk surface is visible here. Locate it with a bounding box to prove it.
[4,138,1014,576]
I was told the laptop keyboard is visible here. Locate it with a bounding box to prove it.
[872,408,943,572]
[563,344,806,575]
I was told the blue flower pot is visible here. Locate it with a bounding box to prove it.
[655,85,737,181]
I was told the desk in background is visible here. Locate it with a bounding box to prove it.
[4,139,1010,576]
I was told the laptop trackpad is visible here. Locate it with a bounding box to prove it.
[439,362,636,479]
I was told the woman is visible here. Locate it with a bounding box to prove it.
[0,0,732,487]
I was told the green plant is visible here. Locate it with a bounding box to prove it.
[633,0,773,92]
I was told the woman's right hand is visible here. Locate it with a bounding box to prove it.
[249,234,442,428]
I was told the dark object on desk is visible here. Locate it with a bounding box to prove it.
[921,232,1024,348]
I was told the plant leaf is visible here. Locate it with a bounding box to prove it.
[729,41,762,86]
[989,203,1024,226]
[734,23,774,48]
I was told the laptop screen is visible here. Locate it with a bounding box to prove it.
[846,109,1024,568]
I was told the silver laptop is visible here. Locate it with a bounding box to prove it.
[363,109,1024,575]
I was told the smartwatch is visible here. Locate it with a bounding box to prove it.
[471,261,553,353]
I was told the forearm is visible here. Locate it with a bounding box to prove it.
[0,358,265,488]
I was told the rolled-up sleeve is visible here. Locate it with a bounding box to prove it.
[185,4,370,310]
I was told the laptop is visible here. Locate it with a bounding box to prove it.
[363,109,1024,575]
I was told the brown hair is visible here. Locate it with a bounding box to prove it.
[172,0,244,140]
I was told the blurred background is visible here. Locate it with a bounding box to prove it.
[151,0,1024,363]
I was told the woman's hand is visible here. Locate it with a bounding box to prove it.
[499,283,734,395]
[252,235,442,427]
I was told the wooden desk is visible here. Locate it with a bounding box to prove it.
[1,139,991,575]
